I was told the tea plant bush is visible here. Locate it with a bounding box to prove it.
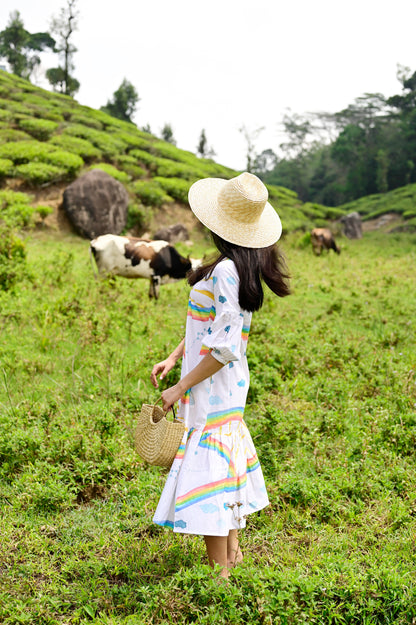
[0,230,415,623]
[132,180,172,206]
[50,134,103,160]
[0,190,34,290]
[18,117,60,141]
[14,161,66,185]
[89,163,130,183]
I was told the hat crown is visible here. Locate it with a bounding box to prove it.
[217,173,268,224]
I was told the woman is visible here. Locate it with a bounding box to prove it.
[150,172,290,579]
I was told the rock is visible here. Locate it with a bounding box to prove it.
[153,223,189,243]
[340,211,362,239]
[62,169,129,239]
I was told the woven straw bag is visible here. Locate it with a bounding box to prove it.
[134,400,185,467]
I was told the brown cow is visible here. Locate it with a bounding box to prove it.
[311,228,341,255]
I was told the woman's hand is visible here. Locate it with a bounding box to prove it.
[150,356,177,388]
[161,383,184,412]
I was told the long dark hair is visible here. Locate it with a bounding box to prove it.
[188,233,290,312]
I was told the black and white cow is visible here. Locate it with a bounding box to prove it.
[90,234,200,298]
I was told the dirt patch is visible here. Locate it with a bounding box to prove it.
[148,202,201,236]
[362,212,403,232]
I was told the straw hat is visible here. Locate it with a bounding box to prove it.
[188,172,282,248]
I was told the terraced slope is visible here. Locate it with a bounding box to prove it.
[0,70,343,235]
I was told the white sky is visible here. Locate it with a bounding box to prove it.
[0,0,415,170]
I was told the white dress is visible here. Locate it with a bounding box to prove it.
[153,258,269,536]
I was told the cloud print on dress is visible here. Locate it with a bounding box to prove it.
[237,379,246,387]
[175,520,187,528]
[219,295,227,303]
[209,395,223,405]
[200,503,219,514]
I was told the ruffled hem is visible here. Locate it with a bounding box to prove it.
[153,419,269,535]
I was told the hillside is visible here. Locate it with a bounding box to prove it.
[0,70,345,237]
[339,185,416,232]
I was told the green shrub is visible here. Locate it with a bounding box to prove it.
[50,134,102,159]
[0,140,55,164]
[0,229,27,291]
[0,141,83,177]
[40,109,65,122]
[116,155,146,179]
[0,97,33,116]
[155,157,205,180]
[15,162,66,185]
[126,202,150,231]
[301,202,326,219]
[36,205,54,221]
[296,231,312,248]
[154,176,191,203]
[0,189,35,228]
[69,113,103,129]
[0,128,32,144]
[89,163,129,183]
[18,117,59,141]
[132,180,172,206]
[62,124,127,157]
[113,131,152,150]
[128,148,156,168]
[42,150,83,176]
[0,158,13,178]
[0,108,12,121]
[152,141,198,164]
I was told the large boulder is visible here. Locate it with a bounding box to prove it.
[340,211,362,239]
[153,223,189,243]
[62,169,129,239]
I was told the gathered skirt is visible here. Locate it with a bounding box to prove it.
[153,414,269,536]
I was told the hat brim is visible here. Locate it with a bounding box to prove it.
[188,178,282,248]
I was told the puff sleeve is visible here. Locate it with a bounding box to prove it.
[202,262,245,365]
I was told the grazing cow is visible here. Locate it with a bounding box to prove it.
[90,234,200,299]
[311,228,341,255]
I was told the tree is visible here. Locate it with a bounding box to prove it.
[253,149,278,177]
[196,129,216,159]
[161,123,176,145]
[0,11,55,79]
[100,79,139,123]
[46,0,79,96]
[239,124,264,172]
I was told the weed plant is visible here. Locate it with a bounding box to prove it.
[0,231,415,623]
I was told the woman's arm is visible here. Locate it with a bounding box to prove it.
[161,353,224,411]
[150,338,185,388]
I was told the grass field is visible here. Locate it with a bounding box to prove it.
[1,230,416,624]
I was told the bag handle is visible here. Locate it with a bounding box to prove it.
[154,396,176,419]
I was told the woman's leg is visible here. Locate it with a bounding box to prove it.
[227,529,243,568]
[204,535,229,578]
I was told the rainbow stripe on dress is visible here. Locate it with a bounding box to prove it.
[241,325,250,341]
[246,454,260,473]
[198,433,232,465]
[199,344,211,356]
[175,472,248,512]
[193,288,215,301]
[203,407,244,432]
[180,388,191,405]
[187,300,216,322]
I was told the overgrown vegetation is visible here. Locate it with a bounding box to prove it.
[0,69,343,242]
[0,230,415,623]
[258,69,416,213]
